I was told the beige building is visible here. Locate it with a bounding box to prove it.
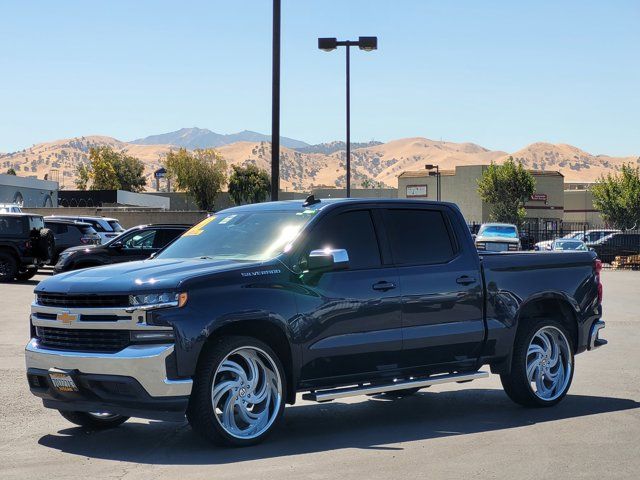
[397,165,565,229]
[563,184,604,226]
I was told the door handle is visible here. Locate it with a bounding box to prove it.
[456,275,477,285]
[372,281,396,292]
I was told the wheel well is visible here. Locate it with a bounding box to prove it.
[0,246,19,261]
[207,320,295,404]
[516,298,579,350]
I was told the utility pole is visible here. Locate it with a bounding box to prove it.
[270,0,281,201]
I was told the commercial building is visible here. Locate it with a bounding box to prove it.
[563,183,604,226]
[58,190,170,210]
[397,165,565,230]
[0,173,58,207]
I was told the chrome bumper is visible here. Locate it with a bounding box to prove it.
[588,320,607,350]
[25,339,192,397]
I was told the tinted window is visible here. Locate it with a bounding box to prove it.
[84,219,106,232]
[108,220,124,232]
[123,230,156,249]
[0,217,27,236]
[303,210,381,269]
[384,209,455,265]
[47,223,68,234]
[77,225,97,235]
[153,229,184,248]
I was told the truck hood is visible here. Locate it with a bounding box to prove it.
[36,258,264,294]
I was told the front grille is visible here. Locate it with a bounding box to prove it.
[37,293,130,308]
[35,327,131,352]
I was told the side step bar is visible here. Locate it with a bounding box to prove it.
[302,371,489,402]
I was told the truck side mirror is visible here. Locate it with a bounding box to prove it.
[307,248,349,272]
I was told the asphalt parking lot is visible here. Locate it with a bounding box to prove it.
[1,270,638,480]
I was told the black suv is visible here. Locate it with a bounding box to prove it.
[44,218,101,264]
[54,224,189,273]
[0,213,54,281]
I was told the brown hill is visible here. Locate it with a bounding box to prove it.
[1,135,637,191]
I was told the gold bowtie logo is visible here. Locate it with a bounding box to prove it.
[57,312,79,324]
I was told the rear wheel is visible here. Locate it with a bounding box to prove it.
[500,318,574,407]
[187,336,286,447]
[0,252,17,282]
[58,410,129,429]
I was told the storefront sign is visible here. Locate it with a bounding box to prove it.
[406,185,427,198]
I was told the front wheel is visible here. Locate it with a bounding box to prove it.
[58,410,129,429]
[500,318,574,407]
[16,266,38,281]
[187,336,286,447]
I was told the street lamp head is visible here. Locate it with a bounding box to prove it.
[425,164,435,170]
[358,36,378,51]
[318,37,338,52]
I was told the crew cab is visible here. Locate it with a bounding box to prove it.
[25,198,606,447]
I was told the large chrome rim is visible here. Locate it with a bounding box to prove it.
[211,346,282,440]
[527,326,572,401]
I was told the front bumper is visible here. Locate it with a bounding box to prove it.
[25,340,192,421]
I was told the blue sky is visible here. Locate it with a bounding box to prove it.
[0,0,638,155]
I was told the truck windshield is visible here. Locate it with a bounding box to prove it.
[157,210,317,261]
[478,225,517,238]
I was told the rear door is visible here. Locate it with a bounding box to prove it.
[381,206,484,370]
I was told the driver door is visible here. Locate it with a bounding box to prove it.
[294,208,403,384]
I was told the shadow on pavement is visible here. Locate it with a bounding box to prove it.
[38,389,639,465]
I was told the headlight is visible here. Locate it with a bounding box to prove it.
[476,242,486,250]
[129,292,188,309]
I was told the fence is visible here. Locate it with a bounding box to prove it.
[470,224,640,269]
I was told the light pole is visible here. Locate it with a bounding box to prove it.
[425,164,440,201]
[271,0,281,201]
[318,36,377,198]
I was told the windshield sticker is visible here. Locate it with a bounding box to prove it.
[184,216,216,236]
[219,215,236,224]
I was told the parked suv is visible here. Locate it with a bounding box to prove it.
[45,216,124,244]
[589,231,640,263]
[44,218,101,264]
[0,213,54,281]
[53,224,189,273]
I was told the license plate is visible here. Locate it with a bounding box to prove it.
[487,242,509,252]
[49,370,79,392]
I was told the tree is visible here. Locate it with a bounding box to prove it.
[74,147,147,191]
[228,164,271,205]
[477,157,536,228]
[75,163,90,190]
[165,148,227,211]
[6,168,16,176]
[592,164,640,229]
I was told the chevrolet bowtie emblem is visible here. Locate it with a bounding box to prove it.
[57,311,79,324]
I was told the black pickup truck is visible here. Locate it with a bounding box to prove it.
[26,198,606,447]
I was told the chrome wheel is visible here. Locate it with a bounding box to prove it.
[526,326,572,401]
[211,346,282,440]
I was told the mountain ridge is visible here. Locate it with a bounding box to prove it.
[1,133,637,192]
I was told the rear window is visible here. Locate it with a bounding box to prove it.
[107,220,124,232]
[45,222,68,234]
[29,216,44,231]
[83,219,106,232]
[384,209,455,265]
[478,225,517,238]
[0,216,27,236]
[78,225,97,235]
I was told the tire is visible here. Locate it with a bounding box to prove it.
[0,251,18,283]
[35,228,55,262]
[187,336,286,447]
[500,318,574,407]
[58,410,129,429]
[16,266,38,281]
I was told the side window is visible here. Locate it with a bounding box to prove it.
[153,229,184,249]
[123,230,157,249]
[303,210,381,269]
[87,220,105,232]
[384,209,455,265]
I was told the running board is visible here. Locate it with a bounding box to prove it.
[302,371,490,402]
